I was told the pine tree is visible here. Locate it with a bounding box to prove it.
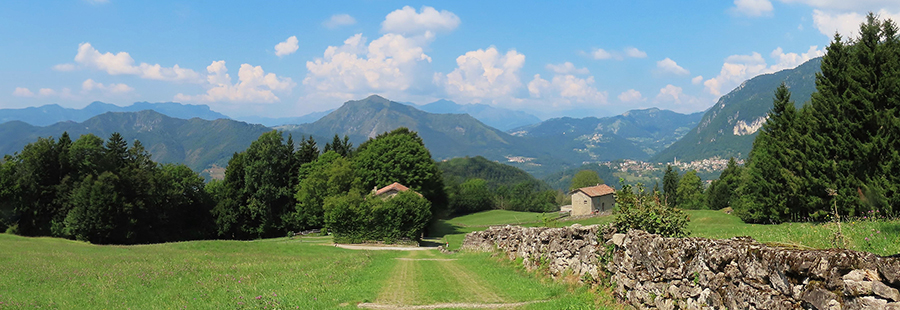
[663,165,679,207]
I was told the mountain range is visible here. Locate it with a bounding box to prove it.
[0,101,230,126]
[651,57,821,163]
[509,108,704,160]
[414,99,541,131]
[0,111,272,178]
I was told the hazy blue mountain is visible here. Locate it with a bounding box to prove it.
[651,57,822,163]
[416,99,541,131]
[509,108,704,158]
[0,101,230,126]
[0,110,272,177]
[237,109,334,127]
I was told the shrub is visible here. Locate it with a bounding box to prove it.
[613,181,689,238]
[324,190,431,244]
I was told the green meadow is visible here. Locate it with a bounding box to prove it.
[3,209,898,309]
[0,233,605,309]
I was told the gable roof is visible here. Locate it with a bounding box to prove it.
[570,184,615,197]
[374,182,410,196]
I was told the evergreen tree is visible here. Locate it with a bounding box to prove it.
[707,157,742,210]
[324,134,353,157]
[735,83,804,222]
[663,165,680,207]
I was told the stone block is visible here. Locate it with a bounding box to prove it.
[873,281,900,302]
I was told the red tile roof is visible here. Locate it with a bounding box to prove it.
[570,184,616,197]
[374,182,410,196]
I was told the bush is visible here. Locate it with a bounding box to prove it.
[324,190,431,244]
[613,182,689,238]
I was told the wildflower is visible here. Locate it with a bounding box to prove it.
[256,296,262,300]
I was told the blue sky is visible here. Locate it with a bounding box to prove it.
[2,0,898,120]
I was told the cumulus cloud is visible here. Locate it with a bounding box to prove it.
[74,43,202,83]
[38,88,57,97]
[323,14,357,28]
[382,6,460,35]
[656,58,690,75]
[618,89,644,102]
[624,47,648,58]
[13,87,34,97]
[811,9,900,38]
[441,47,525,101]
[588,47,647,60]
[176,60,295,103]
[692,75,704,85]
[731,0,774,17]
[275,36,299,57]
[546,62,589,75]
[81,79,134,94]
[303,33,433,101]
[703,46,824,96]
[527,74,607,105]
[779,0,899,12]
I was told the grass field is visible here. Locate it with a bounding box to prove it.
[0,233,606,309]
[432,209,900,256]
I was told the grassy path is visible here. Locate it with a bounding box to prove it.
[363,250,546,309]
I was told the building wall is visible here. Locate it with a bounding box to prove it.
[571,192,592,216]
[596,195,615,212]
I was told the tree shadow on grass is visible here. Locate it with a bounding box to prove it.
[426,220,465,240]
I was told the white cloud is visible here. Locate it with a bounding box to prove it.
[656,58,690,75]
[654,85,703,108]
[692,75,704,85]
[38,88,57,97]
[731,0,774,17]
[275,36,299,57]
[323,14,357,29]
[176,60,295,103]
[74,42,202,83]
[53,63,76,71]
[546,62,589,75]
[618,89,644,102]
[527,74,607,105]
[441,47,525,101]
[703,46,824,96]
[13,87,34,97]
[382,6,460,35]
[811,9,900,38]
[81,79,134,94]
[624,47,648,58]
[588,47,647,60]
[778,0,900,12]
[303,33,433,101]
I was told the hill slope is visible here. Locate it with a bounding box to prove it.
[416,99,541,131]
[509,108,703,159]
[652,57,821,163]
[0,101,230,126]
[0,110,272,175]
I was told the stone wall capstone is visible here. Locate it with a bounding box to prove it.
[461,224,900,310]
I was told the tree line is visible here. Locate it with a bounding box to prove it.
[0,128,443,244]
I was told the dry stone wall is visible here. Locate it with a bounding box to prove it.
[462,225,900,310]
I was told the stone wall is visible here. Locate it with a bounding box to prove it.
[462,225,900,310]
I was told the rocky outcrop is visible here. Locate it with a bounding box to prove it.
[462,225,900,310]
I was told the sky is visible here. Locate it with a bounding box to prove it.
[3,0,899,120]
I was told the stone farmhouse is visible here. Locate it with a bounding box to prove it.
[568,184,615,216]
